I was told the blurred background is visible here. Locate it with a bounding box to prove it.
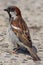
[0,0,43,65]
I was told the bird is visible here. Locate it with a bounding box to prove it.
[4,6,40,61]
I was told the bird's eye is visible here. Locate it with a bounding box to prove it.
[8,7,13,12]
[10,8,14,12]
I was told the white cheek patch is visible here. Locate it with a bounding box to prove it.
[10,11,17,20]
[11,25,21,30]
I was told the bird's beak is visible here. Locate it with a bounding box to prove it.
[4,9,8,11]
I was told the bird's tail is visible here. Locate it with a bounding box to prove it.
[18,42,41,61]
[27,47,40,61]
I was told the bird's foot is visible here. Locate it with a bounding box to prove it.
[12,50,18,54]
[12,48,19,54]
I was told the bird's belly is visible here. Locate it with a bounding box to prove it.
[7,26,19,48]
[8,26,26,50]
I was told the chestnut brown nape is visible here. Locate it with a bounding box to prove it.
[13,6,21,16]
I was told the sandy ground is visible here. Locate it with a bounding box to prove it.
[0,0,43,65]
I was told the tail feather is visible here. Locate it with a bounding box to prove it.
[28,47,40,61]
[18,42,41,61]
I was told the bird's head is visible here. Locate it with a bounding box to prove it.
[4,6,21,20]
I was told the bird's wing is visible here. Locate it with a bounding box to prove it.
[18,30,32,48]
[18,18,32,47]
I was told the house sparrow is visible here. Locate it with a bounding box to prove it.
[4,6,40,61]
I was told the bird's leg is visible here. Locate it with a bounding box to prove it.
[12,44,20,54]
